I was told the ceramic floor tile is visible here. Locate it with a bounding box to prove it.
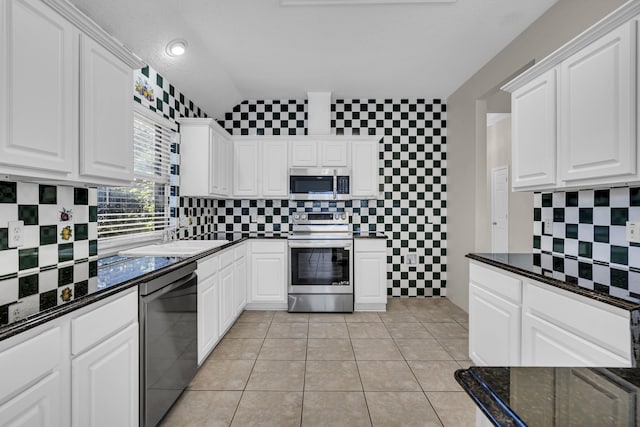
[160,390,242,427]
[309,313,346,323]
[272,312,309,323]
[423,322,469,340]
[347,322,391,339]
[351,339,403,361]
[304,361,362,391]
[410,310,458,323]
[365,392,443,427]
[301,392,371,427]
[266,322,308,339]
[189,359,255,390]
[437,338,470,361]
[306,339,355,360]
[357,361,421,391]
[407,360,463,391]
[384,322,432,339]
[308,322,349,339]
[426,391,477,427]
[379,312,419,323]
[246,360,306,391]
[224,322,270,339]
[211,339,263,360]
[344,312,382,323]
[394,339,453,361]
[231,391,302,427]
[258,339,307,360]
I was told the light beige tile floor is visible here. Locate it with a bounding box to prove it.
[162,297,476,427]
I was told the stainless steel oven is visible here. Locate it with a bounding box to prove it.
[289,168,351,201]
[288,212,353,312]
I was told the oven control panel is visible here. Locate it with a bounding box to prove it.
[291,212,348,224]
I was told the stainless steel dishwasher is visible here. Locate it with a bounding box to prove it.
[139,262,198,427]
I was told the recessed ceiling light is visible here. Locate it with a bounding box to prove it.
[166,39,188,57]
[280,0,455,5]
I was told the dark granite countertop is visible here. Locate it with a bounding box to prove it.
[456,366,640,426]
[467,253,640,311]
[0,233,288,342]
[352,232,389,239]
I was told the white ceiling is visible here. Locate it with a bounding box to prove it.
[69,0,558,119]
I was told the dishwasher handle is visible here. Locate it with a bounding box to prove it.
[140,271,197,302]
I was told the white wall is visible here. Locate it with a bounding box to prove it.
[446,0,627,312]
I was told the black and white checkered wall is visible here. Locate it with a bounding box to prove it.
[533,187,640,272]
[218,99,447,297]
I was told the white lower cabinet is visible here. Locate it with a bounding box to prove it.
[197,272,219,365]
[248,240,287,309]
[354,239,387,311]
[0,288,138,427]
[234,246,247,314]
[71,323,138,427]
[469,261,632,367]
[219,264,235,334]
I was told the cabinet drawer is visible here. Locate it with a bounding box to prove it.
[0,326,61,403]
[234,242,247,260]
[220,249,235,268]
[524,281,630,358]
[251,240,286,254]
[469,262,522,304]
[71,290,137,355]
[198,255,219,280]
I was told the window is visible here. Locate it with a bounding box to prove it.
[97,104,177,242]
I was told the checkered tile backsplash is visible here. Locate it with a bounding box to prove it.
[218,99,447,297]
[533,187,640,270]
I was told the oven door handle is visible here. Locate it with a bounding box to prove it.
[333,172,337,200]
[288,241,352,249]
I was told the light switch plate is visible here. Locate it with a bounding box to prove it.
[543,219,553,236]
[626,221,640,243]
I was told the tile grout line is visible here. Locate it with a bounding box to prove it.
[346,313,374,427]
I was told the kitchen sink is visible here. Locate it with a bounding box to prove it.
[118,240,230,257]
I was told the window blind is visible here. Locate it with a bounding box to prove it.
[97,107,177,240]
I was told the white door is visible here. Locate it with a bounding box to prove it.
[319,140,349,167]
[491,166,509,253]
[354,240,387,305]
[511,68,557,189]
[79,34,134,183]
[289,140,318,167]
[262,140,288,198]
[0,371,62,427]
[559,21,636,183]
[250,253,286,303]
[351,140,379,199]
[234,256,247,315]
[219,265,235,333]
[197,273,219,364]
[72,323,138,427]
[233,140,259,197]
[0,0,75,177]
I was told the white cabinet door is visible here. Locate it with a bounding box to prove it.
[511,68,557,190]
[234,256,247,316]
[559,22,636,183]
[72,323,138,427]
[320,140,349,167]
[354,240,387,308]
[219,134,232,196]
[197,273,219,364]
[233,139,259,197]
[469,283,521,366]
[250,241,287,304]
[208,128,220,195]
[289,140,318,167]
[262,140,288,198]
[79,34,133,183]
[219,265,235,333]
[0,371,62,427]
[0,0,75,178]
[351,140,379,198]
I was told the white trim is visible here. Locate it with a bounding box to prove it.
[40,0,144,69]
[491,165,509,254]
[280,0,455,5]
[133,103,178,132]
[486,113,511,127]
[502,0,640,92]
[98,231,163,257]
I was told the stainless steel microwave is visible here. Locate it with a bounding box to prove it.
[289,168,351,201]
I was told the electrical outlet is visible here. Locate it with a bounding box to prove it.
[543,219,553,236]
[626,221,640,243]
[250,213,258,223]
[8,220,23,248]
[406,252,417,265]
[179,216,189,227]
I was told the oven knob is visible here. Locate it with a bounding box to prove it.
[341,213,347,220]
[334,213,339,220]
[293,213,299,220]
[301,214,307,220]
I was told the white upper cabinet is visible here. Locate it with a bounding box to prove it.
[0,0,76,179]
[351,139,380,198]
[319,140,349,167]
[233,139,260,197]
[262,140,288,198]
[179,119,232,198]
[511,69,557,190]
[0,0,143,185]
[79,34,134,183]
[559,21,637,185]
[502,3,640,191]
[289,140,318,167]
